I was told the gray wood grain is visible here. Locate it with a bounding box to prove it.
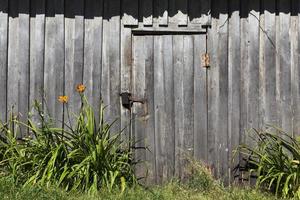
[102,0,121,134]
[29,0,46,126]
[217,1,229,182]
[120,26,132,144]
[132,35,147,180]
[263,0,277,126]
[182,35,194,180]
[153,35,166,183]
[291,0,300,137]
[162,35,175,179]
[173,35,184,179]
[228,0,240,184]
[0,0,8,122]
[144,35,156,183]
[207,7,218,177]
[239,0,248,175]
[65,0,84,126]
[44,0,65,127]
[7,0,30,137]
[193,34,208,163]
[83,0,103,123]
[279,0,292,134]
[246,0,260,145]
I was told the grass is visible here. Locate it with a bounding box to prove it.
[0,176,284,200]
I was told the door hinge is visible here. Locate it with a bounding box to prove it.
[202,53,210,68]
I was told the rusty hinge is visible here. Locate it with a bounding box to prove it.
[202,53,210,68]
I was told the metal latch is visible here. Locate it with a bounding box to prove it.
[120,92,145,110]
[202,53,210,68]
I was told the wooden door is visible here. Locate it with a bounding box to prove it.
[130,33,207,184]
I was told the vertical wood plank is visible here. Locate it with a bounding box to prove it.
[142,0,153,25]
[169,0,188,26]
[132,36,147,181]
[162,35,175,179]
[84,0,103,121]
[153,35,166,183]
[292,0,300,137]
[120,26,132,143]
[30,0,46,123]
[123,0,138,25]
[144,35,156,183]
[246,0,260,142]
[193,35,208,163]
[228,0,240,183]
[263,0,277,126]
[217,2,229,182]
[102,0,121,133]
[239,0,249,183]
[8,0,30,137]
[0,0,8,122]
[173,35,184,178]
[44,0,65,126]
[279,0,292,134]
[207,13,218,178]
[182,35,194,180]
[7,0,19,120]
[65,0,84,123]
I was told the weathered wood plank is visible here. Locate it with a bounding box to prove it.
[0,0,8,122]
[217,2,229,182]
[142,0,153,25]
[292,0,300,137]
[29,0,46,124]
[169,0,188,26]
[162,35,175,179]
[207,21,218,178]
[102,0,121,133]
[193,34,208,163]
[83,0,103,122]
[279,0,292,134]
[263,0,277,126]
[153,35,166,183]
[44,0,65,126]
[182,35,194,180]
[132,35,147,180]
[120,26,132,143]
[173,35,184,178]
[7,0,19,120]
[65,0,84,125]
[144,35,156,183]
[246,0,260,143]
[18,1,30,136]
[123,0,138,25]
[228,0,240,184]
[8,0,30,137]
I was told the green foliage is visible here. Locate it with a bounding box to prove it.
[0,93,135,193]
[237,127,300,199]
[0,176,280,200]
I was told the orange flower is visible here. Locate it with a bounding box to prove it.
[76,84,86,93]
[58,95,69,104]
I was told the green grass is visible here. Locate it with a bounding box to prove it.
[0,176,284,200]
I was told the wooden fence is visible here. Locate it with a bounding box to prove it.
[0,0,300,184]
